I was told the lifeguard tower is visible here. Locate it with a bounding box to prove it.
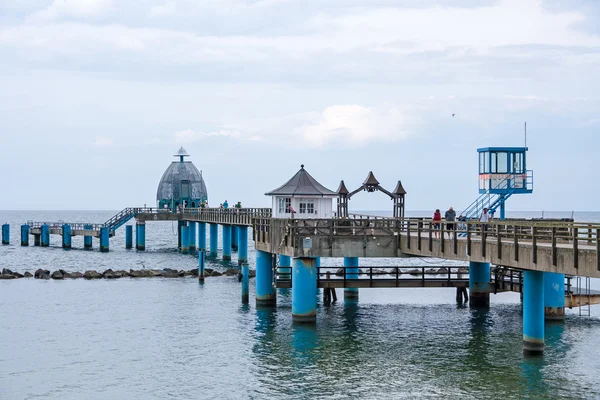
[461,147,533,220]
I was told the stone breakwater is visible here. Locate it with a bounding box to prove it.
[0,268,255,280]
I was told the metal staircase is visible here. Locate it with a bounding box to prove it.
[104,208,137,232]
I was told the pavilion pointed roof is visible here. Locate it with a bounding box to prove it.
[363,171,380,186]
[393,180,407,195]
[337,180,349,195]
[265,164,337,197]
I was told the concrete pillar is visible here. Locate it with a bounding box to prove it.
[256,250,276,306]
[523,270,545,355]
[62,224,71,249]
[292,257,318,323]
[209,223,218,257]
[242,263,249,304]
[41,224,50,247]
[136,223,146,251]
[1,224,9,245]
[20,225,29,246]
[189,221,197,252]
[238,226,248,265]
[125,225,133,249]
[469,261,490,307]
[544,272,565,321]
[177,220,184,249]
[279,255,291,281]
[222,225,232,261]
[181,224,189,254]
[198,250,205,282]
[100,227,109,253]
[232,225,239,251]
[198,222,206,251]
[84,224,93,249]
[344,257,359,299]
[34,234,40,246]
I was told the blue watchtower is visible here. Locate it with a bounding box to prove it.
[462,147,533,220]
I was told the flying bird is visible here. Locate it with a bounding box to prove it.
[452,113,455,117]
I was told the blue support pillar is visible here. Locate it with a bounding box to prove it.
[1,224,9,245]
[232,225,239,251]
[198,222,206,252]
[41,224,50,247]
[209,223,218,257]
[544,272,565,321]
[523,270,545,355]
[34,234,40,246]
[189,221,196,252]
[279,255,291,281]
[238,226,248,265]
[198,250,205,282]
[222,224,232,261]
[20,225,29,246]
[84,224,93,249]
[344,257,359,299]
[136,223,145,251]
[100,227,109,253]
[62,224,71,249]
[256,250,276,306]
[242,263,249,304]
[469,261,490,307]
[292,257,318,323]
[499,200,506,221]
[181,224,189,254]
[125,225,133,249]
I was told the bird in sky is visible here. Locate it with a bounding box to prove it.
[452,113,455,117]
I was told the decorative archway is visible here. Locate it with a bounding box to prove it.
[336,172,406,218]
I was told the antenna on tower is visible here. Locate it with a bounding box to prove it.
[524,121,527,147]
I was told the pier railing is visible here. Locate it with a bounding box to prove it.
[28,221,105,231]
[183,208,272,226]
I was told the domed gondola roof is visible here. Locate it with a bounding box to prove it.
[156,148,208,201]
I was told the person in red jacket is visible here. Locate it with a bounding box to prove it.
[433,209,442,238]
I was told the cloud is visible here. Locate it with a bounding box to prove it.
[300,105,414,147]
[92,135,114,147]
[149,2,178,18]
[174,129,241,144]
[29,0,114,21]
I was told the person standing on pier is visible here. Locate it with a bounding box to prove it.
[433,209,441,238]
[445,207,456,238]
[479,207,490,231]
[223,200,229,209]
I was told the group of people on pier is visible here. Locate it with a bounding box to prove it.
[432,207,493,238]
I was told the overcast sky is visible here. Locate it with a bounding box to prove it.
[0,0,599,212]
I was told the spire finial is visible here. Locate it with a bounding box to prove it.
[301,164,304,169]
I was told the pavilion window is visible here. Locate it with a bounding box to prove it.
[299,199,314,214]
[278,198,291,214]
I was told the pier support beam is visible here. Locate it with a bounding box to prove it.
[238,226,248,265]
[256,250,276,306]
[198,222,206,252]
[41,224,50,247]
[232,225,239,251]
[292,257,318,323]
[209,223,218,257]
[344,257,359,299]
[469,261,490,307]
[136,223,146,251]
[198,250,205,282]
[523,270,545,355]
[1,224,9,245]
[62,224,72,249]
[181,224,189,254]
[125,225,133,249]
[544,272,565,321]
[222,225,232,261]
[279,255,291,282]
[20,225,29,246]
[84,224,93,249]
[177,221,184,249]
[242,263,249,304]
[34,234,40,247]
[100,227,109,253]
[189,221,196,252]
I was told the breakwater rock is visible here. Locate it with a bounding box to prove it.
[0,268,255,281]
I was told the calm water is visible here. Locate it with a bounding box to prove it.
[1,210,600,399]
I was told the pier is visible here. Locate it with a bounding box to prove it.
[3,146,600,356]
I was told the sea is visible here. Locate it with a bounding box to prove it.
[1,210,600,400]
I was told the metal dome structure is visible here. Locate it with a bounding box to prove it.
[156,147,208,211]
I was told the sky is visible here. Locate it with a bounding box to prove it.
[0,0,599,212]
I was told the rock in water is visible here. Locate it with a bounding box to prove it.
[2,268,13,275]
[162,269,179,278]
[23,272,33,278]
[34,269,50,279]
[0,274,15,279]
[51,270,64,280]
[69,272,84,279]
[83,270,102,279]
